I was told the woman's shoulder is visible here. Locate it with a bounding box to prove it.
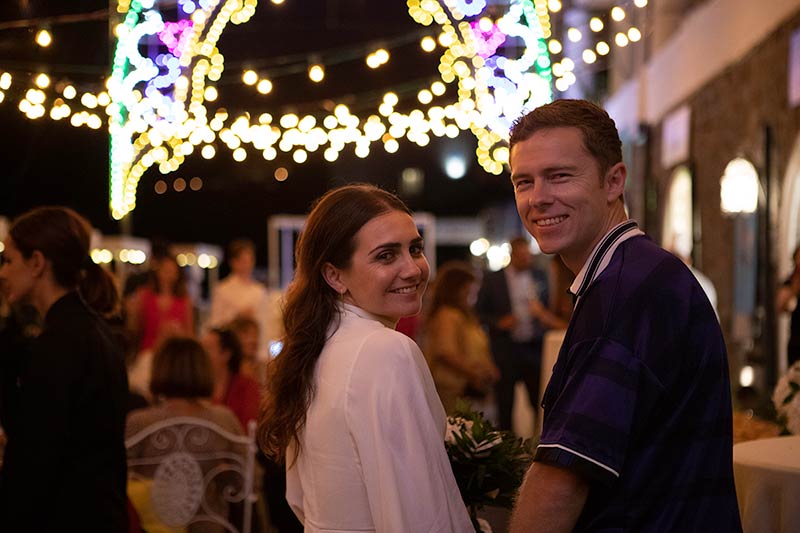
[346,326,424,386]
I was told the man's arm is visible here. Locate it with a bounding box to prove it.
[510,462,589,533]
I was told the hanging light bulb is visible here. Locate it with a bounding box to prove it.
[308,64,325,82]
[35,29,52,47]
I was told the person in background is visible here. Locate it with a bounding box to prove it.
[126,336,242,438]
[508,99,740,532]
[228,315,263,381]
[206,239,273,363]
[122,238,171,300]
[0,206,128,531]
[546,255,575,328]
[777,244,800,365]
[126,336,244,533]
[127,254,194,352]
[258,184,472,532]
[476,236,549,431]
[203,326,260,431]
[423,261,499,413]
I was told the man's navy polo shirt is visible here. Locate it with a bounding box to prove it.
[536,228,742,531]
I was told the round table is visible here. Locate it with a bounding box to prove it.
[733,435,800,532]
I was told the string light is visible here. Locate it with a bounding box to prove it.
[242,70,258,85]
[611,7,626,21]
[1,0,566,218]
[35,29,52,47]
[365,48,390,69]
[589,17,604,32]
[420,36,437,52]
[34,73,50,89]
[308,64,325,82]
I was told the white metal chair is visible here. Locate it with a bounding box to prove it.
[125,416,258,533]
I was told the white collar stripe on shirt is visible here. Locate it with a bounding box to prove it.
[572,220,643,298]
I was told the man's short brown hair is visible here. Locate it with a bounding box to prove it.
[227,238,255,262]
[509,99,622,174]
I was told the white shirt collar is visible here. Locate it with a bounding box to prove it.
[569,220,644,299]
[341,302,396,329]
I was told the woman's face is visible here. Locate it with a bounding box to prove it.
[157,258,180,289]
[236,325,259,359]
[0,237,37,305]
[331,210,430,325]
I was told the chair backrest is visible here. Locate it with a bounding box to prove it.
[126,416,257,533]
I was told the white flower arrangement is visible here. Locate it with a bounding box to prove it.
[772,360,800,435]
[444,403,533,532]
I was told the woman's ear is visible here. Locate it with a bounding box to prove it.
[28,250,48,279]
[322,262,347,295]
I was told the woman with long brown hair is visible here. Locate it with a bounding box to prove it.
[0,206,128,530]
[258,184,471,532]
[423,261,499,413]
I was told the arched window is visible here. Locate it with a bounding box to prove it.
[720,158,758,214]
[662,165,693,259]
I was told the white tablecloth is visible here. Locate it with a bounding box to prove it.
[733,435,800,533]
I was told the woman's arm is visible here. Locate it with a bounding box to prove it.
[184,296,195,336]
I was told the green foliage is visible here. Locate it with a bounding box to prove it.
[445,400,534,517]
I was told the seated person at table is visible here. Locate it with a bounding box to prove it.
[203,327,260,431]
[126,337,245,533]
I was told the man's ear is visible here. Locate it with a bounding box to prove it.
[605,162,627,203]
[28,250,48,278]
[322,262,347,295]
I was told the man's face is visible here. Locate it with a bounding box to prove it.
[511,127,624,272]
[230,248,255,277]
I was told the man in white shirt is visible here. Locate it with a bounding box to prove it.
[476,237,549,431]
[206,239,276,362]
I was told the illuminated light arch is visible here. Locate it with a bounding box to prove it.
[2,0,550,219]
[109,0,257,220]
[407,0,553,174]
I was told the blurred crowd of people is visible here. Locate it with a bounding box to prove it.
[0,210,298,533]
[0,201,576,531]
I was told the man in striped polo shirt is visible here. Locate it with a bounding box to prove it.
[508,99,741,532]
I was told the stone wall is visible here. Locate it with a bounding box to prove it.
[647,8,800,379]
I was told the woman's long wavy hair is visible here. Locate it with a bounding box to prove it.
[258,184,411,462]
[9,206,120,317]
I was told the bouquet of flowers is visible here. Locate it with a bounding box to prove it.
[445,401,534,532]
[772,360,800,435]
